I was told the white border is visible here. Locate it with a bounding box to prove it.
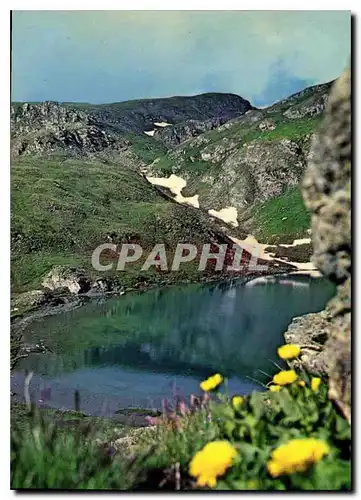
[2,3,357,498]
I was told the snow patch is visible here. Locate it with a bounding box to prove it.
[279,238,311,248]
[154,122,171,127]
[146,174,199,208]
[230,234,318,274]
[208,207,238,227]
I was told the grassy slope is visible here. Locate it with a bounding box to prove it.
[239,187,312,244]
[11,157,235,294]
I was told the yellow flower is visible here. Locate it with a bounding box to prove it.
[232,395,244,409]
[298,380,306,387]
[200,373,223,392]
[311,377,322,392]
[267,438,329,477]
[273,370,297,386]
[189,441,238,488]
[269,385,281,392]
[277,344,301,360]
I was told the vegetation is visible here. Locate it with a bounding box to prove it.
[11,81,350,491]
[11,345,351,491]
[203,115,321,147]
[11,157,231,293]
[240,187,311,244]
[125,133,168,165]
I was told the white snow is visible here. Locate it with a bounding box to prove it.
[208,207,238,227]
[154,122,171,127]
[146,174,199,208]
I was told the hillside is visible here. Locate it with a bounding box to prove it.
[10,83,333,297]
[143,81,333,242]
[63,92,253,135]
[11,93,252,160]
[12,156,268,296]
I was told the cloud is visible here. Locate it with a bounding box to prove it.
[11,11,351,105]
[252,61,314,107]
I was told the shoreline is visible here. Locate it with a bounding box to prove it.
[11,263,295,332]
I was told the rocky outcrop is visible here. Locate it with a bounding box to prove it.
[11,102,129,157]
[266,81,333,119]
[283,93,329,120]
[154,117,230,147]
[258,119,276,131]
[283,69,351,421]
[183,137,309,211]
[42,265,91,294]
[11,287,80,316]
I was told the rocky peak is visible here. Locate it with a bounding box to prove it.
[266,81,333,120]
[69,92,253,135]
[11,101,129,157]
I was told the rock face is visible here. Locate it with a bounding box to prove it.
[267,81,332,119]
[283,69,351,421]
[154,117,230,147]
[11,102,129,157]
[182,137,310,211]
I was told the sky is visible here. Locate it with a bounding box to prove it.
[11,10,351,106]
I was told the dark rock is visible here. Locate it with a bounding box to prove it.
[91,277,124,294]
[77,92,253,135]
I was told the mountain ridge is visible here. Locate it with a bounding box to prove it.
[10,80,334,298]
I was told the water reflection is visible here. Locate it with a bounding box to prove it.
[13,275,335,414]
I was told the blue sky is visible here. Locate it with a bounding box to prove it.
[12,11,351,106]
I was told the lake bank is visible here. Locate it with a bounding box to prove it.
[11,275,335,417]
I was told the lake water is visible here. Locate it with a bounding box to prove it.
[12,275,335,416]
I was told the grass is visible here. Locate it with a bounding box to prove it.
[241,187,311,244]
[125,133,168,165]
[11,157,166,291]
[11,157,234,294]
[11,403,139,490]
[241,116,322,143]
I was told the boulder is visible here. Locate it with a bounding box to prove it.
[258,119,276,131]
[42,265,91,294]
